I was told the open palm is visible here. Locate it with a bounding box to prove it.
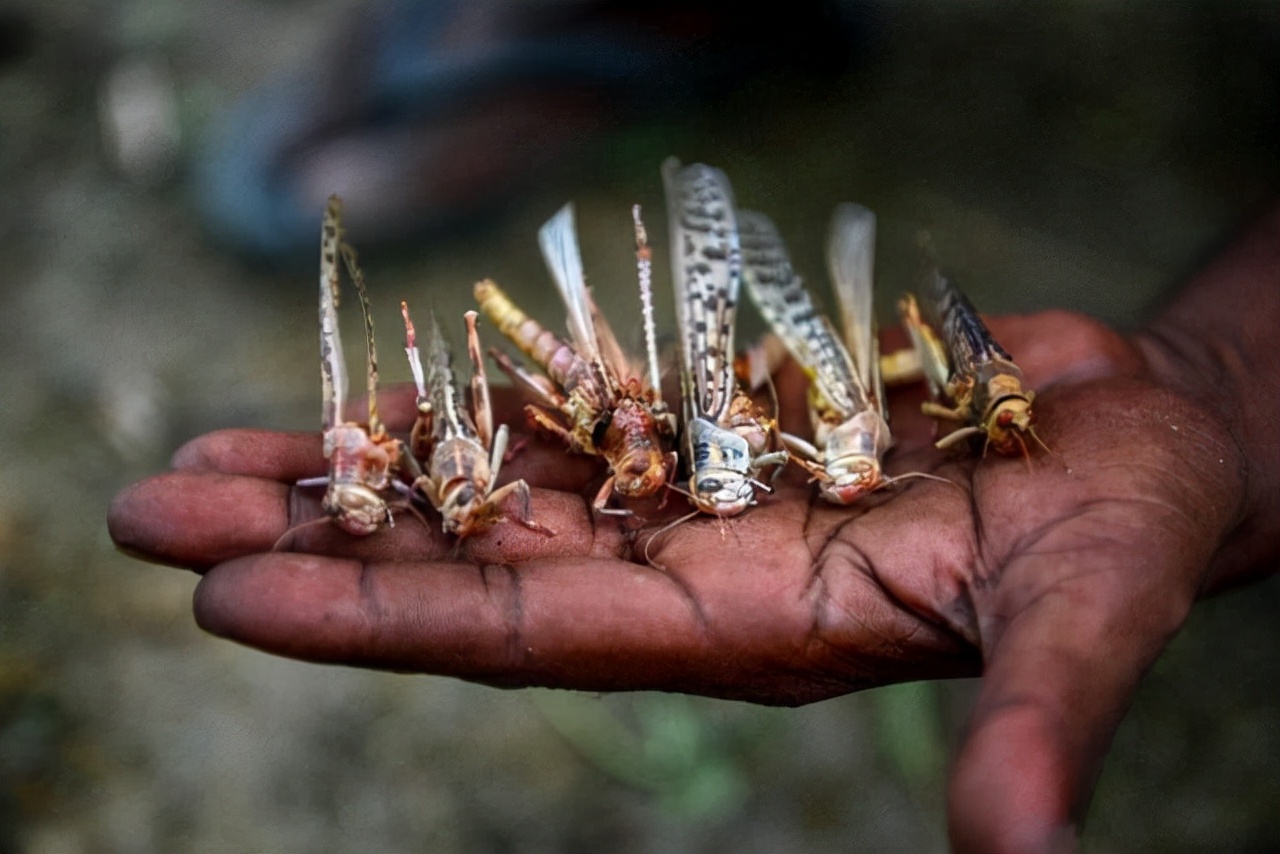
[109,309,1244,853]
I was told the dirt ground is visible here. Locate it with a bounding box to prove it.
[1,2,1277,852]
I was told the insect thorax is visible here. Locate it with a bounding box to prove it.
[598,400,670,498]
[686,416,756,513]
[428,436,492,492]
[324,423,394,490]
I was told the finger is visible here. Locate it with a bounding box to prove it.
[109,464,614,569]
[985,312,1142,390]
[193,548,728,695]
[172,429,325,478]
[947,535,1202,853]
[108,471,293,570]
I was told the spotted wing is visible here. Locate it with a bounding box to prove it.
[662,158,741,424]
[319,196,347,431]
[739,209,866,421]
[918,263,1012,384]
[827,202,886,419]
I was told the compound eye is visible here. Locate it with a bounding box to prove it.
[996,410,1015,428]
[698,477,723,494]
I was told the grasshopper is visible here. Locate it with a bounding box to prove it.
[663,158,787,517]
[400,302,551,538]
[899,250,1044,458]
[474,203,677,514]
[313,195,414,536]
[740,204,893,504]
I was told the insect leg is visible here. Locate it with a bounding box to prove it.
[524,404,578,449]
[486,479,556,536]
[780,431,822,463]
[487,347,567,408]
[921,400,969,422]
[400,301,435,459]
[339,242,383,436]
[935,425,985,450]
[464,310,495,450]
[591,475,635,517]
[488,422,509,480]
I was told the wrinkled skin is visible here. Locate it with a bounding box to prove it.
[109,305,1266,854]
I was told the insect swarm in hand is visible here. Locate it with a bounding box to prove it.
[473,202,677,515]
[400,302,552,538]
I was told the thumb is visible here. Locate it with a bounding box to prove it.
[946,532,1201,853]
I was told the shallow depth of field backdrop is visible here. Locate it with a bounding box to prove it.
[1,2,1277,852]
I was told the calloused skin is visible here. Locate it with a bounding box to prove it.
[108,208,1280,854]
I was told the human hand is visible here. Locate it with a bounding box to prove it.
[108,307,1254,853]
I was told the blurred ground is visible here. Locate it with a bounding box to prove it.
[1,1,1278,852]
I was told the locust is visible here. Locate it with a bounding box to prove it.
[899,251,1044,458]
[740,203,893,504]
[400,302,551,538]
[663,158,788,517]
[311,195,414,536]
[473,202,677,514]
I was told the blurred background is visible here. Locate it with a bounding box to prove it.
[1,1,1278,852]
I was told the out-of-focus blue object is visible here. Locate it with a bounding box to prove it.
[193,0,866,266]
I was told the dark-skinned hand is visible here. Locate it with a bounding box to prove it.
[109,297,1262,854]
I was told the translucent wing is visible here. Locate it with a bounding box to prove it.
[899,290,951,399]
[827,203,882,407]
[584,289,633,387]
[739,209,866,420]
[319,196,347,431]
[538,203,600,363]
[662,158,741,423]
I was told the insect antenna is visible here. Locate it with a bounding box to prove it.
[641,508,700,571]
[878,470,965,494]
[271,515,337,552]
[1028,424,1053,456]
[661,480,696,502]
[1013,431,1034,473]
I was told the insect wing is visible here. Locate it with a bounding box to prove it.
[425,309,474,442]
[919,264,1012,381]
[662,158,741,424]
[320,196,348,431]
[899,291,951,399]
[827,203,886,418]
[538,203,600,363]
[739,209,865,420]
